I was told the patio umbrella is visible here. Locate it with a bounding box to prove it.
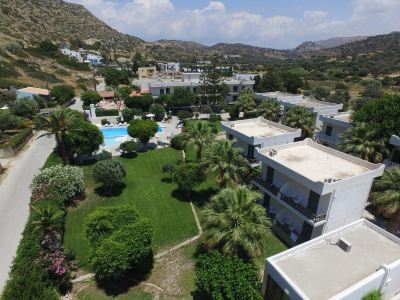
[146,113,155,119]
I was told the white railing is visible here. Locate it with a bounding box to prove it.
[316,132,340,145]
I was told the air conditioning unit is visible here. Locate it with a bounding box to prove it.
[337,238,352,252]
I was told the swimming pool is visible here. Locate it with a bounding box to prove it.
[101,126,165,147]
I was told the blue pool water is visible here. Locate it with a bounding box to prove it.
[101,126,165,147]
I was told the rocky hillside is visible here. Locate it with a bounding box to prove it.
[0,0,147,57]
[295,41,322,55]
[316,36,367,49]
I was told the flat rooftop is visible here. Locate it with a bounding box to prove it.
[273,221,400,299]
[222,118,296,138]
[18,87,49,96]
[290,98,339,109]
[322,111,352,123]
[257,140,373,182]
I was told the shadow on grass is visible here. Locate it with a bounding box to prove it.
[94,182,127,197]
[161,177,173,184]
[171,187,218,206]
[96,252,154,296]
[120,152,138,159]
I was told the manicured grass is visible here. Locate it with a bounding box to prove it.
[77,286,153,300]
[64,148,199,270]
[253,234,288,268]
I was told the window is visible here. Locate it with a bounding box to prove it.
[307,190,320,214]
[266,166,274,184]
[325,126,333,136]
[233,86,238,93]
[228,134,233,140]
[166,88,170,94]
[392,149,400,163]
[233,95,238,101]
[160,89,164,94]
[193,87,197,94]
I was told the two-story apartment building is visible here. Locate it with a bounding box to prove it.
[262,219,400,300]
[256,92,343,129]
[384,135,400,169]
[137,67,157,80]
[253,139,384,246]
[221,117,301,163]
[316,111,353,148]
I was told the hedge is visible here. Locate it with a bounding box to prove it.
[95,108,119,117]
[0,128,33,150]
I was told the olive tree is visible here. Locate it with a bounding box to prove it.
[92,160,126,195]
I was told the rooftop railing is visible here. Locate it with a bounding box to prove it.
[316,132,340,145]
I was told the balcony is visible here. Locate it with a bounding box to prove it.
[384,159,400,169]
[279,192,327,223]
[316,132,340,145]
[253,178,279,196]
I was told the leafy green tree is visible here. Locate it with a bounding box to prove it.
[162,164,175,181]
[372,167,400,235]
[282,106,314,138]
[125,94,153,111]
[66,121,103,157]
[38,109,82,164]
[103,68,130,86]
[283,71,304,94]
[360,84,383,101]
[92,160,126,195]
[260,68,284,92]
[31,204,64,233]
[311,86,331,100]
[199,70,226,105]
[195,251,262,300]
[149,104,166,121]
[328,88,351,105]
[257,99,281,122]
[170,134,186,150]
[352,94,400,142]
[169,87,196,107]
[362,290,382,300]
[202,140,249,188]
[236,89,256,112]
[11,98,39,118]
[81,91,101,106]
[119,141,138,156]
[173,163,205,197]
[182,121,214,160]
[128,119,158,145]
[202,186,271,257]
[0,110,21,133]
[50,85,75,104]
[339,123,389,163]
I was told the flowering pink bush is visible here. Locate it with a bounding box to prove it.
[41,230,63,251]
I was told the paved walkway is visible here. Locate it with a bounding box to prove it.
[0,133,55,292]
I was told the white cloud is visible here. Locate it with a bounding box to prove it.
[66,0,400,48]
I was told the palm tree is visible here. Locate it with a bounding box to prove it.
[236,89,256,113]
[182,121,214,160]
[38,109,81,164]
[202,139,249,188]
[31,204,65,233]
[372,167,400,235]
[257,99,281,122]
[339,123,389,163]
[202,186,271,258]
[282,106,314,138]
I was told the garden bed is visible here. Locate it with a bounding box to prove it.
[0,128,33,158]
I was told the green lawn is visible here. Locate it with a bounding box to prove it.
[64,148,199,270]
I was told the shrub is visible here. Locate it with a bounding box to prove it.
[119,141,138,156]
[81,91,101,106]
[11,98,39,118]
[100,118,109,125]
[201,106,213,114]
[95,108,119,117]
[149,104,166,121]
[50,85,75,105]
[0,110,22,133]
[209,113,221,123]
[31,165,84,203]
[170,134,186,150]
[0,128,33,150]
[124,94,153,111]
[92,160,126,195]
[128,119,158,145]
[56,57,90,71]
[97,150,112,161]
[362,290,382,300]
[66,121,103,157]
[177,110,193,120]
[122,108,142,122]
[173,163,205,197]
[195,251,262,300]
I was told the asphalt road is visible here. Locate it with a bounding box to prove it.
[0,133,55,292]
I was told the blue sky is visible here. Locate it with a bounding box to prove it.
[66,0,400,48]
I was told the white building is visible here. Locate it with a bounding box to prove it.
[221,117,301,162]
[158,62,180,72]
[262,219,400,300]
[60,47,102,65]
[16,87,50,100]
[148,76,254,105]
[384,135,400,169]
[253,139,384,246]
[233,73,257,81]
[316,111,353,148]
[256,92,343,129]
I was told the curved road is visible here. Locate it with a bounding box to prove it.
[0,133,56,292]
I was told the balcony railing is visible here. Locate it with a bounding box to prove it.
[253,178,279,196]
[316,132,340,145]
[279,193,327,223]
[384,159,400,169]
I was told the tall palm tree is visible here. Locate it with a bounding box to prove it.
[282,106,314,138]
[257,99,281,122]
[202,186,271,258]
[236,89,256,113]
[38,109,81,164]
[339,123,389,163]
[31,204,65,233]
[372,167,400,235]
[182,121,214,160]
[202,139,249,188]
